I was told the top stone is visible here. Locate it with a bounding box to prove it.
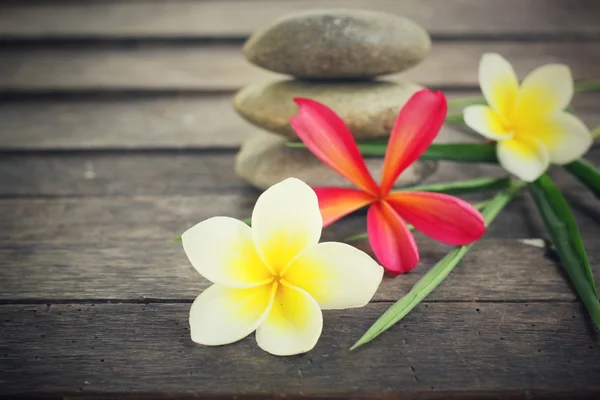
[243,10,431,79]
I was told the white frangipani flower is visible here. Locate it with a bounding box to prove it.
[464,53,592,182]
[182,177,384,356]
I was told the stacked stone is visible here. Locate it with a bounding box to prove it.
[234,10,436,190]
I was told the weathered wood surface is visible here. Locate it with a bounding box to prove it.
[0,150,597,195]
[0,93,597,150]
[1,0,600,398]
[1,303,599,398]
[1,42,599,91]
[0,193,538,241]
[1,0,599,39]
[0,239,598,303]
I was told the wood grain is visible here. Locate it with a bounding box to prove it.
[1,42,599,91]
[0,191,541,243]
[0,93,598,150]
[1,150,599,197]
[0,238,598,302]
[0,152,247,196]
[0,0,598,39]
[1,302,599,398]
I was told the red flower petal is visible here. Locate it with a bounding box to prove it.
[314,187,376,228]
[386,191,486,245]
[380,90,448,195]
[290,98,381,196]
[367,201,420,274]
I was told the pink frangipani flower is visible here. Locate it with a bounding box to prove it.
[290,89,486,274]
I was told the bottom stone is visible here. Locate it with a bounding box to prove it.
[235,132,437,190]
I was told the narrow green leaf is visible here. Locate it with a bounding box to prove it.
[353,142,499,161]
[355,143,387,156]
[420,143,498,163]
[529,175,600,328]
[445,113,465,124]
[351,182,526,349]
[172,236,182,242]
[293,140,499,163]
[401,176,512,195]
[446,96,486,109]
[574,80,600,93]
[563,159,600,200]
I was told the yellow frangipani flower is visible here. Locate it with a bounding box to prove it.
[182,177,384,356]
[464,53,592,182]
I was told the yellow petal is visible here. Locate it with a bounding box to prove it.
[497,137,549,182]
[479,53,519,118]
[463,105,513,140]
[515,64,573,119]
[283,242,383,310]
[189,283,275,346]
[255,282,322,356]
[521,112,592,165]
[252,178,322,274]
[182,217,272,288]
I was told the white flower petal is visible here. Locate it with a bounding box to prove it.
[251,177,323,273]
[182,216,272,288]
[523,112,592,165]
[283,242,383,310]
[189,283,275,346]
[463,105,513,140]
[255,283,323,356]
[516,64,573,118]
[497,138,550,182]
[479,53,519,117]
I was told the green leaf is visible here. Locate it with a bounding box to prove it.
[529,174,600,329]
[292,140,499,164]
[420,143,498,163]
[592,125,600,140]
[351,181,526,349]
[172,236,182,242]
[402,176,512,195]
[563,159,600,200]
[574,80,600,93]
[445,113,465,124]
[446,96,486,109]
[353,142,499,161]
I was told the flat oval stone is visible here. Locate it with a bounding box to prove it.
[243,10,430,79]
[234,79,422,140]
[235,131,437,191]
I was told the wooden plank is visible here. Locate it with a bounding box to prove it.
[1,238,599,302]
[0,42,598,91]
[1,303,599,397]
[0,94,249,149]
[0,0,598,39]
[0,191,541,244]
[2,149,599,197]
[0,93,598,150]
[0,153,246,196]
